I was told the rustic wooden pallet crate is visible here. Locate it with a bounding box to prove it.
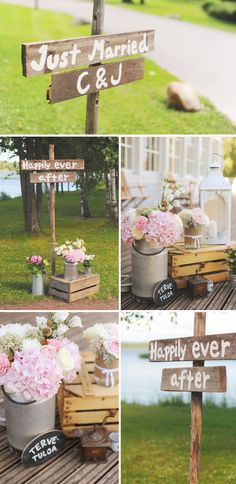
[57,351,119,437]
[48,273,100,302]
[168,244,229,289]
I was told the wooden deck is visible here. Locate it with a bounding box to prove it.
[0,312,119,484]
[121,244,236,310]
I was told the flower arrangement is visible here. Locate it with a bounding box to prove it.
[0,313,82,401]
[26,255,49,275]
[121,207,183,246]
[159,178,182,212]
[225,242,236,274]
[179,208,209,228]
[83,254,95,268]
[55,239,86,264]
[83,323,119,364]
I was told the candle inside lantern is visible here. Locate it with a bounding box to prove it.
[208,220,217,238]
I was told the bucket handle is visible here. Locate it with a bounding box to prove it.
[132,243,165,257]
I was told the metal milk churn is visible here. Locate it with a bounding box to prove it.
[131,239,168,300]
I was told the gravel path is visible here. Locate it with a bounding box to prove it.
[2,0,236,123]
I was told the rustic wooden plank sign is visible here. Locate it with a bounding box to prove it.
[21,159,84,171]
[47,58,144,104]
[153,278,177,306]
[161,366,227,393]
[149,333,236,362]
[30,172,77,184]
[22,30,154,77]
[21,430,66,466]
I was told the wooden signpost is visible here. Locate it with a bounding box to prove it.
[149,312,236,483]
[20,144,85,275]
[21,0,155,133]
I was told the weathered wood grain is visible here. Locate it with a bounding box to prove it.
[30,172,77,183]
[22,30,154,77]
[161,366,227,392]
[149,333,236,362]
[47,58,145,104]
[20,159,84,171]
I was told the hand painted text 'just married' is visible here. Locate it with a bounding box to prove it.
[22,31,154,77]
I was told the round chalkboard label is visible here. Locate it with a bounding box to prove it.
[153,278,177,306]
[21,430,66,466]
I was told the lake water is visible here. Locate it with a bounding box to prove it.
[0,171,77,198]
[122,347,236,407]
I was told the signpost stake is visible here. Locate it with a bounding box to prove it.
[189,312,206,484]
[49,144,56,275]
[85,0,105,134]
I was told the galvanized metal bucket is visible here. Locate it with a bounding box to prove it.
[3,388,56,452]
[84,267,92,275]
[132,240,168,300]
[64,261,78,280]
[32,273,44,296]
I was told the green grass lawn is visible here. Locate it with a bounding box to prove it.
[1,3,236,134]
[108,0,236,34]
[122,401,236,483]
[0,191,118,305]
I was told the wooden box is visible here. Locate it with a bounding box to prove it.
[48,273,100,302]
[57,352,119,437]
[186,275,208,298]
[168,244,229,289]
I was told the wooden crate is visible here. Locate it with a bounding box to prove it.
[49,273,100,302]
[57,351,119,437]
[168,244,229,289]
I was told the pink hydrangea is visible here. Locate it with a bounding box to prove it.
[48,339,63,351]
[62,249,85,263]
[30,255,42,264]
[121,216,134,244]
[104,338,119,359]
[135,216,148,232]
[0,352,10,383]
[147,212,182,245]
[4,348,62,401]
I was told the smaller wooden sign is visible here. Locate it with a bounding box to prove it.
[30,171,77,184]
[153,278,177,306]
[161,366,227,393]
[149,333,236,362]
[21,159,84,171]
[47,58,144,104]
[21,430,66,466]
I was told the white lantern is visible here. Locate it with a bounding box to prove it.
[199,153,231,245]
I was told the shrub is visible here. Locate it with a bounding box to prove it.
[203,1,236,22]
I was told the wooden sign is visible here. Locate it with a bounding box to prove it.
[149,333,236,362]
[47,58,144,104]
[153,278,177,306]
[161,366,227,393]
[21,430,66,466]
[21,159,84,171]
[30,172,77,184]
[22,30,154,77]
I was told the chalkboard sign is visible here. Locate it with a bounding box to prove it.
[21,430,66,466]
[153,278,177,306]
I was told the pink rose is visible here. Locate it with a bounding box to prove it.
[104,338,119,359]
[0,352,10,378]
[31,255,42,264]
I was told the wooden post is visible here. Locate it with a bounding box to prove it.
[85,0,105,134]
[189,312,206,484]
[49,144,56,275]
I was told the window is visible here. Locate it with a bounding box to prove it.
[143,137,161,171]
[200,138,209,177]
[186,137,197,176]
[121,137,133,170]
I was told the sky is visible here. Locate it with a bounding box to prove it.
[0,149,19,163]
[121,311,236,343]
